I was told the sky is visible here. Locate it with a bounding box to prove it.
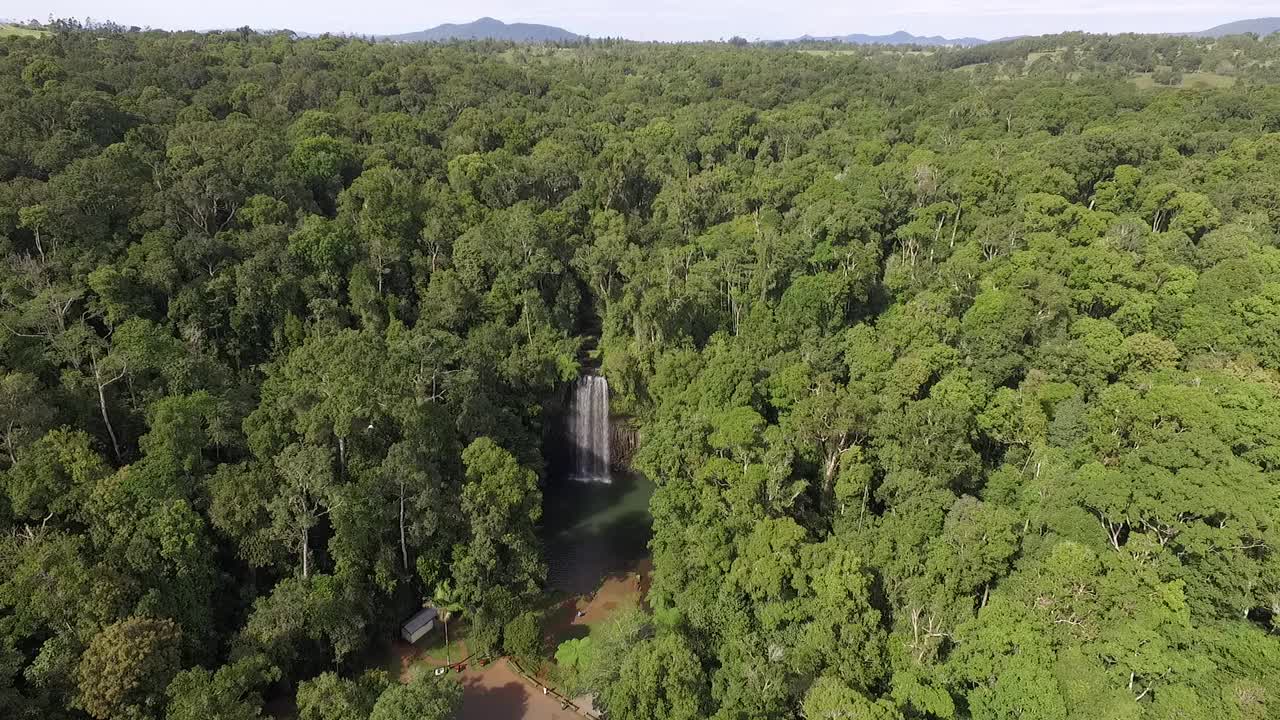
[3,0,1276,41]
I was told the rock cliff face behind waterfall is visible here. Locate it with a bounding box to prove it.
[567,375,611,482]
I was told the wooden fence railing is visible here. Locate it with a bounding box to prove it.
[506,657,600,719]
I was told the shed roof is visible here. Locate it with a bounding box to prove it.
[403,607,438,634]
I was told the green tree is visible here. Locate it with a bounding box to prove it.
[367,671,461,720]
[296,670,390,720]
[504,610,544,670]
[451,438,544,632]
[270,443,340,578]
[75,617,182,720]
[599,633,708,720]
[165,655,280,720]
[3,428,108,521]
[430,580,464,665]
[802,676,903,720]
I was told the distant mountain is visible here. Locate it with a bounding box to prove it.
[379,17,581,43]
[784,17,1280,48]
[1186,17,1280,38]
[791,30,987,47]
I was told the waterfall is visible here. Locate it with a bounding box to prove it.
[567,375,611,483]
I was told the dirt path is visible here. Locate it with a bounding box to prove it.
[546,558,652,647]
[459,661,583,720]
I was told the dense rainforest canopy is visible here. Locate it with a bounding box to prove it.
[2,20,1280,720]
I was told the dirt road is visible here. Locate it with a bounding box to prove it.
[458,661,582,720]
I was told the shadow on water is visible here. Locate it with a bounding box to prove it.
[542,468,654,596]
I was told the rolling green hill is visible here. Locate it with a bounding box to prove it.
[1189,17,1280,38]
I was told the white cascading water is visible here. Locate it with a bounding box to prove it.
[567,375,611,482]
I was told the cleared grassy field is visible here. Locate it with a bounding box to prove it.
[0,24,49,38]
[1024,49,1064,68]
[497,46,579,64]
[798,49,934,57]
[1132,71,1236,89]
[1180,71,1237,88]
[798,49,862,56]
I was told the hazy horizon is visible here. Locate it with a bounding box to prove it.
[3,1,1276,41]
